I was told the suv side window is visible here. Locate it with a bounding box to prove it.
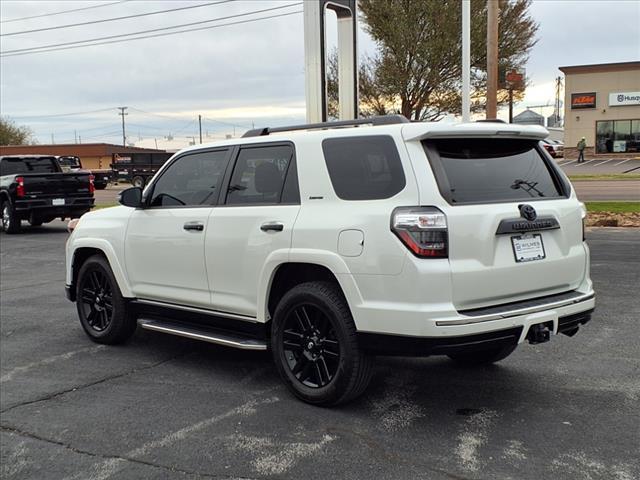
[149,150,229,207]
[226,144,295,205]
[322,135,406,200]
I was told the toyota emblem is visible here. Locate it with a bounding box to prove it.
[519,204,537,221]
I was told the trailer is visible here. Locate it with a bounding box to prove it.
[110,152,173,188]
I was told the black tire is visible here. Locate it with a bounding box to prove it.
[448,344,517,366]
[1,200,21,234]
[131,176,145,188]
[271,281,373,406]
[29,215,43,227]
[95,184,107,190]
[76,254,136,344]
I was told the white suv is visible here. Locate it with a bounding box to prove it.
[65,116,595,405]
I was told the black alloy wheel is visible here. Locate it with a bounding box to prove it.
[76,255,136,344]
[282,303,340,388]
[271,281,374,406]
[78,268,114,332]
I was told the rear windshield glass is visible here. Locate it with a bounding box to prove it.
[322,135,405,200]
[0,157,58,175]
[426,139,563,204]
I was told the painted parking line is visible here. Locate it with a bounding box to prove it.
[592,159,614,167]
[574,159,599,167]
[559,160,578,166]
[614,158,633,166]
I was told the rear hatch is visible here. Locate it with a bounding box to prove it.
[420,134,585,310]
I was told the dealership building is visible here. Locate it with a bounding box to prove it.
[560,61,640,158]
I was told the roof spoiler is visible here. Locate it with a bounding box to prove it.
[402,122,548,142]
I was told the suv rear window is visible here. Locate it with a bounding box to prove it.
[322,135,405,200]
[425,139,564,204]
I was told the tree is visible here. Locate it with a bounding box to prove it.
[0,117,35,145]
[330,0,537,120]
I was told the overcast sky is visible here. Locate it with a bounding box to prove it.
[1,0,638,146]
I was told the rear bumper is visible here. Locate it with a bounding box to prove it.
[14,197,94,218]
[359,307,594,356]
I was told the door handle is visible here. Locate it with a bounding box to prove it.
[183,222,204,232]
[260,222,284,232]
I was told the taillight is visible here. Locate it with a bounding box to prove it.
[391,207,448,258]
[89,174,95,194]
[15,176,25,197]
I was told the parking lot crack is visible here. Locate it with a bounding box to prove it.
[0,425,257,479]
[0,351,187,415]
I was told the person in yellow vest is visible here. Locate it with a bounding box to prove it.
[577,137,586,163]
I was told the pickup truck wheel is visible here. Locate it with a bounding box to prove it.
[1,201,21,234]
[76,255,136,344]
[271,281,373,406]
[448,344,517,366]
[132,176,145,188]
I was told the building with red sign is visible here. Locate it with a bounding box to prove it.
[560,61,640,158]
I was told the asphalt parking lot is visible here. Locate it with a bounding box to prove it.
[1,224,639,480]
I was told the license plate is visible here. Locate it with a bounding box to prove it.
[52,198,65,206]
[511,234,545,263]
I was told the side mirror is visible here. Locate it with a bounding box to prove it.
[118,187,143,208]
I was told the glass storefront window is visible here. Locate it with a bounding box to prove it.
[596,119,640,153]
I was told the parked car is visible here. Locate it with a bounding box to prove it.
[65,116,594,405]
[542,139,564,158]
[1,155,94,233]
[56,155,111,190]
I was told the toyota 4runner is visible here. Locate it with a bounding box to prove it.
[65,116,595,405]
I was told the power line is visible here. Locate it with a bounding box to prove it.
[8,108,117,119]
[1,0,233,37]
[1,4,301,56]
[1,8,302,58]
[0,1,127,24]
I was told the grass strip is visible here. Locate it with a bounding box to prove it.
[569,174,640,181]
[585,202,640,213]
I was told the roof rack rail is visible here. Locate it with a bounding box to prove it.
[241,115,410,138]
[476,119,507,123]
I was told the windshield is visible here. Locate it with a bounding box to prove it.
[425,138,563,204]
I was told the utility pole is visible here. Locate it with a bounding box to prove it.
[198,115,202,144]
[554,76,563,126]
[74,130,78,144]
[486,0,499,119]
[51,133,54,144]
[118,106,128,146]
[461,0,471,122]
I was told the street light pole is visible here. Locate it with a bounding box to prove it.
[486,0,499,119]
[461,0,471,122]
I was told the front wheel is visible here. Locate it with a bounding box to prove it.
[76,254,136,344]
[271,281,373,406]
[1,201,21,234]
[448,344,517,366]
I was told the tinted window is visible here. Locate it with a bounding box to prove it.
[427,139,562,204]
[226,145,293,205]
[322,136,405,200]
[149,150,228,207]
[0,157,58,175]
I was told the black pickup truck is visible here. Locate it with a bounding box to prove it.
[0,155,95,233]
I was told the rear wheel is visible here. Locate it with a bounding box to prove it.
[29,214,43,227]
[448,344,517,366]
[131,176,145,188]
[76,254,136,344]
[271,281,373,406]
[1,201,21,234]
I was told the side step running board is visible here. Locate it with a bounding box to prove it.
[138,319,267,351]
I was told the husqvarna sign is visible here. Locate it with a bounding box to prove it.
[609,91,640,107]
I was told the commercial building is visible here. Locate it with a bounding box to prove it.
[0,143,167,170]
[560,61,640,158]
